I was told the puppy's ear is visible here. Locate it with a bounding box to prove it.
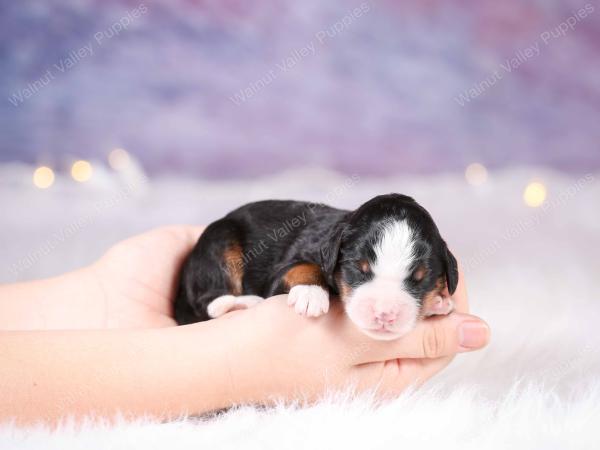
[443,243,459,295]
[320,223,346,282]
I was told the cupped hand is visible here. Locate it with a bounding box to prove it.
[87,226,204,328]
[225,270,489,403]
[86,226,489,401]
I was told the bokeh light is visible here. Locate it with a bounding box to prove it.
[108,148,130,171]
[523,182,547,207]
[71,160,93,182]
[465,163,488,186]
[32,166,55,189]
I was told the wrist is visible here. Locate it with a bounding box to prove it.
[0,267,104,330]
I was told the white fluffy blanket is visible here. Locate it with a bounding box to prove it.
[1,166,599,449]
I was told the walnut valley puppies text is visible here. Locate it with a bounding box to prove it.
[229,3,371,105]
[7,3,148,107]
[454,3,594,106]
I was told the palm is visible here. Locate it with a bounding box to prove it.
[89,226,204,328]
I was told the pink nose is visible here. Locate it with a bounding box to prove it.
[374,310,399,326]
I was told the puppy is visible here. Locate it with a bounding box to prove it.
[174,194,458,340]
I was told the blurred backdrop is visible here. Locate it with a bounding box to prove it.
[1,0,599,286]
[1,0,599,178]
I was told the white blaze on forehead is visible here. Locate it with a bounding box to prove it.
[371,220,416,279]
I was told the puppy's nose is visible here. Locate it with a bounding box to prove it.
[374,310,399,326]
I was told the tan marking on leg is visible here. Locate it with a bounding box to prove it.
[223,243,244,296]
[283,263,327,290]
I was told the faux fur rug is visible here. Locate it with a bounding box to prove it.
[1,165,599,448]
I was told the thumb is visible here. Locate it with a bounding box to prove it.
[357,313,490,363]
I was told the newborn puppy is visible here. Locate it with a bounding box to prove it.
[175,194,458,340]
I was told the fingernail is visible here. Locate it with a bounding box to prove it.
[459,320,490,350]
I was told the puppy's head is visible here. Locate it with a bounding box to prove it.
[322,194,458,340]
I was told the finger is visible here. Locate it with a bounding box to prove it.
[388,355,454,394]
[356,312,490,363]
[157,225,205,245]
[350,355,454,398]
[184,225,206,239]
[398,355,454,385]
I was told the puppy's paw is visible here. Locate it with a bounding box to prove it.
[207,295,263,318]
[422,295,454,317]
[287,285,330,317]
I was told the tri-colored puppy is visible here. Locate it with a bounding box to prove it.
[175,194,458,340]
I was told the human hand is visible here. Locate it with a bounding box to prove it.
[224,270,489,403]
[0,226,488,422]
[90,227,488,400]
[87,225,204,328]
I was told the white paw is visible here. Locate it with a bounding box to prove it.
[207,295,263,318]
[422,296,454,317]
[287,285,330,317]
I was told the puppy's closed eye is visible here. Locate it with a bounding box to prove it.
[358,259,371,274]
[411,266,427,282]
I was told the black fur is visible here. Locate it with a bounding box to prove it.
[174,195,456,324]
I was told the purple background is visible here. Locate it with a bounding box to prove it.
[1,0,599,178]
